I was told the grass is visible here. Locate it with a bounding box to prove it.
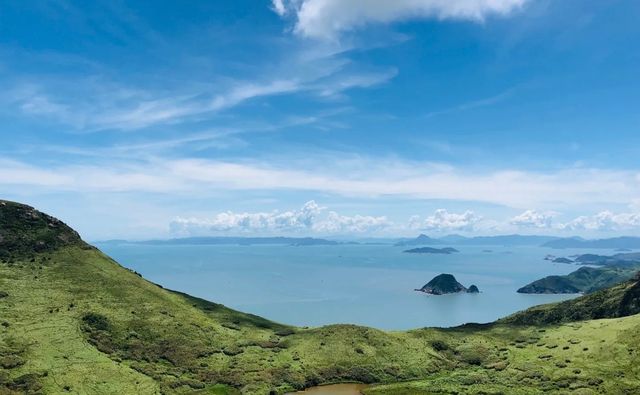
[367,317,640,394]
[1,199,640,394]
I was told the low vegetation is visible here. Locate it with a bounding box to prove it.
[1,200,640,394]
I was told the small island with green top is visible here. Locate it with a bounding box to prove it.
[416,273,480,295]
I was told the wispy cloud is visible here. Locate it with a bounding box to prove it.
[271,0,287,17]
[423,87,518,119]
[4,65,393,132]
[2,155,639,211]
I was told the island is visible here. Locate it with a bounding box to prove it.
[573,252,640,266]
[552,257,574,264]
[394,233,442,246]
[416,273,480,295]
[467,284,480,293]
[517,265,640,294]
[542,236,640,249]
[404,247,459,254]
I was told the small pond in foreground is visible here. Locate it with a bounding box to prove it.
[287,383,369,395]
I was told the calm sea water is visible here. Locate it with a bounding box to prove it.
[96,243,609,330]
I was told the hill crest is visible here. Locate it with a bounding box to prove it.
[0,200,85,261]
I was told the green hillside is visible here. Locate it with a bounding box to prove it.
[517,266,640,294]
[1,200,640,394]
[503,273,640,326]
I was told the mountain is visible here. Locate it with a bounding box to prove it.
[396,234,559,247]
[438,234,469,243]
[403,247,458,254]
[517,265,640,294]
[3,199,640,394]
[394,234,442,246]
[543,236,640,249]
[416,274,477,295]
[456,234,559,246]
[100,236,340,246]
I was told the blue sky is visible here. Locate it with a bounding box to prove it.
[1,0,640,240]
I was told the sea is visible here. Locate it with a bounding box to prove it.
[95,243,611,330]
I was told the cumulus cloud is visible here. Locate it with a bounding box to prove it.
[411,209,482,232]
[510,209,557,228]
[170,200,321,234]
[273,0,528,39]
[169,200,390,236]
[314,211,391,233]
[562,211,640,232]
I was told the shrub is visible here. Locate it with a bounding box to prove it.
[82,312,110,331]
[222,345,243,356]
[430,339,449,351]
[7,374,42,392]
[456,344,490,366]
[0,355,25,369]
[275,327,295,337]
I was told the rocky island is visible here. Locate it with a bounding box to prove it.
[416,273,480,295]
[404,247,459,254]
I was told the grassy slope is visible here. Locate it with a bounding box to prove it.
[367,317,640,394]
[1,200,640,394]
[503,275,640,326]
[0,247,443,394]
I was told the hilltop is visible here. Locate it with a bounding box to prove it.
[1,200,640,394]
[0,200,85,260]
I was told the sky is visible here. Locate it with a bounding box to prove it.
[1,0,640,240]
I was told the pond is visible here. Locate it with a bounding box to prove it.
[287,383,369,395]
